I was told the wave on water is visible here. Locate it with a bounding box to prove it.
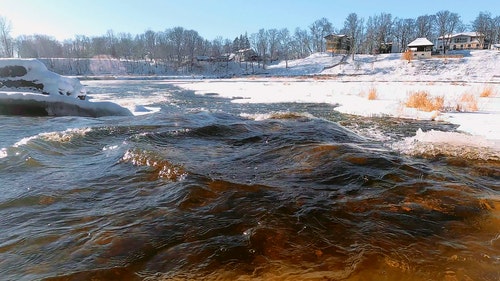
[393,128,500,161]
[0,128,93,158]
[16,128,93,146]
[1,106,499,280]
[121,148,188,181]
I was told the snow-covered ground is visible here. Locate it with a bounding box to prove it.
[173,50,500,153]
[267,50,500,82]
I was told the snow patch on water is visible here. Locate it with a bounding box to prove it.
[0,148,7,159]
[240,111,315,121]
[393,129,500,161]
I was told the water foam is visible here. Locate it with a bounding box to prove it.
[41,128,93,143]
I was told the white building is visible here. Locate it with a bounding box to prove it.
[436,32,487,52]
[407,38,434,59]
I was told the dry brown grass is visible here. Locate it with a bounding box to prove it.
[367,87,378,100]
[480,85,495,97]
[401,49,413,62]
[457,93,478,112]
[405,91,444,112]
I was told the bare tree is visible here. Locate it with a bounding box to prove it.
[494,16,500,44]
[105,29,117,57]
[435,10,461,54]
[277,28,292,68]
[363,13,393,54]
[32,35,63,57]
[143,29,157,61]
[91,36,107,55]
[343,13,364,60]
[0,15,13,57]
[210,37,224,58]
[114,32,135,59]
[256,29,268,67]
[362,16,377,54]
[293,27,312,58]
[183,29,203,69]
[309,18,333,53]
[472,11,493,48]
[16,35,36,57]
[393,18,415,52]
[267,28,279,62]
[168,27,185,66]
[71,35,92,58]
[416,15,436,39]
[374,13,393,53]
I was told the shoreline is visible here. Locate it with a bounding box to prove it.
[169,77,500,151]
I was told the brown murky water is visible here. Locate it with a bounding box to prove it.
[0,80,498,281]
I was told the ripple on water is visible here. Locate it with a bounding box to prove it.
[1,108,499,280]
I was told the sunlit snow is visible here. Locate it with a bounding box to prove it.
[172,50,500,151]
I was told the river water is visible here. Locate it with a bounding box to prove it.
[0,79,498,281]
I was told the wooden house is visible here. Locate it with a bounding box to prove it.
[324,34,350,54]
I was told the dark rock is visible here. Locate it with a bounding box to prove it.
[0,79,45,93]
[0,65,28,77]
[0,99,49,116]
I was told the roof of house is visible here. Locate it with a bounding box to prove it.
[408,38,434,47]
[324,34,348,39]
[438,32,485,39]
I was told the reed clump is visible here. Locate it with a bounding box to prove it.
[457,93,478,112]
[367,87,378,100]
[480,85,495,98]
[402,49,413,63]
[405,91,444,112]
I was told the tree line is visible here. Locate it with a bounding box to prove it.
[0,10,499,68]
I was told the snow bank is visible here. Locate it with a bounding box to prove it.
[0,59,132,117]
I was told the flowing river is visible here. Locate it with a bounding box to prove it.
[0,79,498,281]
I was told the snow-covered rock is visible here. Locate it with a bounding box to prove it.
[0,59,132,117]
[1,58,86,98]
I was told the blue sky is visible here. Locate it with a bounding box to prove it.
[1,0,497,41]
